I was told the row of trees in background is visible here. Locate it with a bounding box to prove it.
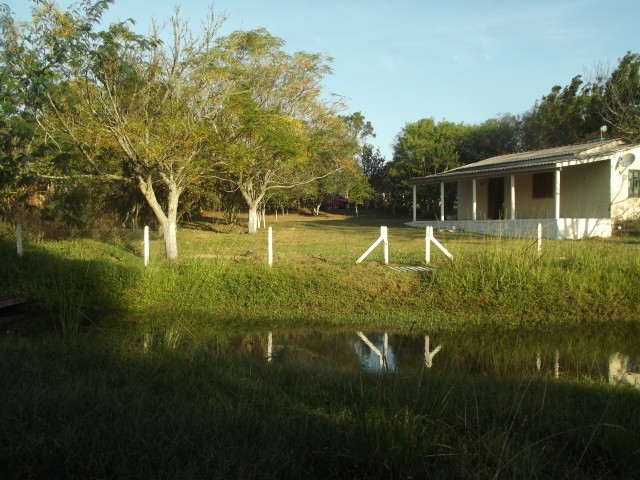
[0,1,373,258]
[1,2,639,256]
[388,52,640,217]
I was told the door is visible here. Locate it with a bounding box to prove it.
[488,177,505,220]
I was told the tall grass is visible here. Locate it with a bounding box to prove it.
[2,213,640,332]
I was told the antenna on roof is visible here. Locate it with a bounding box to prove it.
[600,125,607,142]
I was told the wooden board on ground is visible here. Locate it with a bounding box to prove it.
[0,294,27,325]
[389,266,434,273]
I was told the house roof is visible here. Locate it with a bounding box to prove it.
[409,138,633,185]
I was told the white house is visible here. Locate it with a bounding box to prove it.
[407,139,640,239]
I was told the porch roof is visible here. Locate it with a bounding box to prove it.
[410,138,631,185]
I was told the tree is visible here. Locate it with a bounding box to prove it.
[591,51,640,142]
[456,115,521,164]
[6,1,229,259]
[520,76,601,149]
[388,118,462,215]
[208,29,354,233]
[341,164,374,217]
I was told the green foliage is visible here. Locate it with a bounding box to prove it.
[520,75,602,149]
[209,28,354,232]
[456,114,521,164]
[593,51,640,142]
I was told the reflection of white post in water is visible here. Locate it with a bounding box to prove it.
[356,332,387,368]
[425,335,442,368]
[609,353,640,387]
[554,349,560,378]
[266,331,273,363]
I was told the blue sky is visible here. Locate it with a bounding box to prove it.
[8,0,640,160]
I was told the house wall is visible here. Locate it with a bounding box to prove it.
[611,146,640,220]
[456,162,612,220]
[560,161,610,218]
[512,175,553,218]
[457,179,489,220]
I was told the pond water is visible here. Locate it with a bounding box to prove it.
[133,326,640,388]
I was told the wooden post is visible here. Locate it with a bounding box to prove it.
[425,226,432,264]
[412,185,417,222]
[356,226,388,264]
[537,223,542,256]
[16,224,23,257]
[382,226,388,265]
[268,226,273,266]
[143,226,150,266]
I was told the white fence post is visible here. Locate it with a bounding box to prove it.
[356,226,388,264]
[382,226,388,265]
[16,224,23,257]
[268,226,273,266]
[143,226,150,266]
[425,226,453,263]
[537,223,542,256]
[425,226,432,264]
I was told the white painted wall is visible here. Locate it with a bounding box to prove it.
[611,146,640,220]
[560,161,610,218]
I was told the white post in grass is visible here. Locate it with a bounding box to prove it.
[537,223,542,256]
[268,226,273,266]
[382,226,388,265]
[425,226,453,263]
[356,226,389,264]
[143,226,150,266]
[425,226,432,264]
[16,224,23,257]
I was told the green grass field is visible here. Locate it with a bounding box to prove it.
[1,210,640,479]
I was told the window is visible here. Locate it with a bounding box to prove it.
[630,170,640,197]
[532,172,553,198]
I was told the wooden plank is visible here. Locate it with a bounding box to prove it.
[389,266,434,273]
[0,294,26,309]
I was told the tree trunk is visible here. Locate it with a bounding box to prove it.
[138,175,180,260]
[164,221,178,259]
[248,203,259,234]
[162,185,180,259]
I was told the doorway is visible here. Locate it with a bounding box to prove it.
[488,177,505,220]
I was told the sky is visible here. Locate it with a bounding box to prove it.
[7,0,640,160]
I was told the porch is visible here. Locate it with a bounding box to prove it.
[405,218,614,240]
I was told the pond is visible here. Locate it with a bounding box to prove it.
[131,326,640,388]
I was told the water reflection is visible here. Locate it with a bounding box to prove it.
[134,327,640,388]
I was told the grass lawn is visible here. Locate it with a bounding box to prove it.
[1,210,640,479]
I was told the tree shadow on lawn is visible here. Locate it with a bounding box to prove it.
[0,233,145,334]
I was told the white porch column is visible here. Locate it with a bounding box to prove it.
[472,179,477,221]
[412,184,417,222]
[510,175,516,220]
[554,169,561,219]
[440,182,445,220]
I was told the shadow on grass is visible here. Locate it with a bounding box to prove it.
[0,232,144,334]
